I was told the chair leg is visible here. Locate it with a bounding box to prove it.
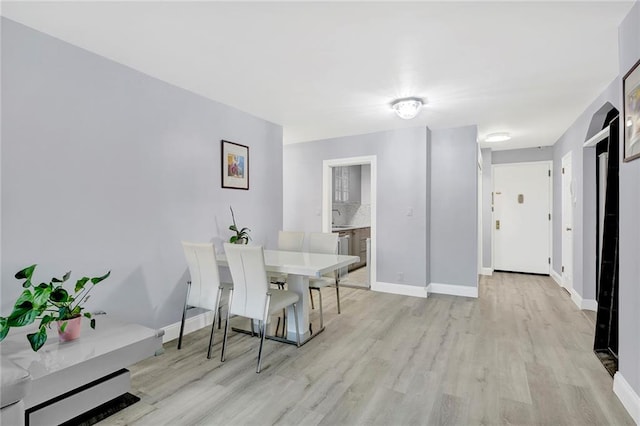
[292,303,301,347]
[207,320,216,359]
[317,288,324,329]
[256,320,268,373]
[177,282,191,350]
[281,308,287,338]
[221,290,233,362]
[207,286,224,359]
[335,279,341,314]
[257,294,272,373]
[310,288,315,309]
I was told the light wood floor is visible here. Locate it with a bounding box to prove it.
[101,273,633,425]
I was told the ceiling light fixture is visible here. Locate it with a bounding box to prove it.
[391,97,423,120]
[485,132,512,143]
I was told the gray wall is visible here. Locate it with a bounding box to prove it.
[552,80,619,301]
[1,19,284,330]
[283,127,429,287]
[552,0,640,399]
[491,146,554,164]
[617,0,640,397]
[430,125,478,287]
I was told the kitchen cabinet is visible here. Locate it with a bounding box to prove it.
[332,166,361,204]
[337,226,370,271]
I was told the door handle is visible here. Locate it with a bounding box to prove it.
[566,227,572,231]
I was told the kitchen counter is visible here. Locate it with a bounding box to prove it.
[332,225,370,232]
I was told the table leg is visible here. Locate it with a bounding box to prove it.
[285,274,311,342]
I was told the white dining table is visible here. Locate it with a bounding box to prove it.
[216,249,359,343]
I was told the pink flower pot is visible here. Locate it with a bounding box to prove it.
[57,316,82,342]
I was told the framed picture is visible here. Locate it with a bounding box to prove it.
[623,58,640,162]
[221,140,249,190]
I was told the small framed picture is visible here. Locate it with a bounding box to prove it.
[221,140,249,190]
[623,58,640,162]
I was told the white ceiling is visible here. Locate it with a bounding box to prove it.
[1,1,634,150]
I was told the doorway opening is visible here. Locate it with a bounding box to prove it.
[591,109,620,377]
[322,156,377,289]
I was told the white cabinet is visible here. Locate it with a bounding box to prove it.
[333,166,361,204]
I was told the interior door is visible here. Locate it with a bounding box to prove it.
[562,153,573,291]
[493,162,551,274]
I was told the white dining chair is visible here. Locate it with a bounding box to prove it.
[221,243,301,373]
[270,231,305,288]
[179,241,231,359]
[308,232,341,329]
[270,231,305,335]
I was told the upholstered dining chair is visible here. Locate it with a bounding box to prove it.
[222,243,301,373]
[179,241,231,359]
[308,232,341,329]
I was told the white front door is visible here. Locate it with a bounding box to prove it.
[562,153,574,291]
[493,162,551,274]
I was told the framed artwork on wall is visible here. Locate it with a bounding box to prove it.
[623,58,640,162]
[221,140,249,190]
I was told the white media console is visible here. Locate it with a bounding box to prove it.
[0,316,164,425]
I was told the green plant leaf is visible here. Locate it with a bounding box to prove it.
[50,287,69,303]
[52,270,72,283]
[229,225,238,232]
[7,301,37,327]
[27,327,48,352]
[230,235,238,243]
[33,285,52,306]
[90,270,111,285]
[83,312,92,319]
[74,277,90,293]
[0,318,9,341]
[90,318,96,329]
[15,264,36,280]
[13,289,34,308]
[59,320,67,333]
[240,227,250,233]
[58,306,71,319]
[38,315,55,329]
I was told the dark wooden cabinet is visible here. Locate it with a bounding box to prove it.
[338,227,370,271]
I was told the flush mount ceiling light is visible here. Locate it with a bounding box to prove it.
[485,132,512,143]
[391,97,424,120]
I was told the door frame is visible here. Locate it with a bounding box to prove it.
[322,155,377,286]
[491,160,553,274]
[561,152,573,292]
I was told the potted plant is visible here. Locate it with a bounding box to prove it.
[0,264,111,351]
[228,206,251,244]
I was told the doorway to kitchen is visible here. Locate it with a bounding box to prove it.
[322,156,377,289]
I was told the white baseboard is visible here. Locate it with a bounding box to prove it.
[161,311,215,344]
[371,281,428,298]
[550,269,563,287]
[428,282,478,298]
[570,288,583,309]
[568,288,598,311]
[480,267,493,276]
[614,372,640,425]
[581,298,598,311]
